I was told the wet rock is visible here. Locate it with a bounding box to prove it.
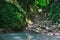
[53,32,60,36]
[0,28,4,33]
[47,32,53,36]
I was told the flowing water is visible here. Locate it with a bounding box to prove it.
[0,32,60,40]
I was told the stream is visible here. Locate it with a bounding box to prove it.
[0,32,60,40]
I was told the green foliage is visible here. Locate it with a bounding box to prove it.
[35,0,60,24]
[1,0,60,32]
[36,0,50,7]
[0,1,26,29]
[47,2,60,23]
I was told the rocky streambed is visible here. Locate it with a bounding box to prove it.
[25,13,60,36]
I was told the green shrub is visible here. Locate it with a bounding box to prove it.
[47,2,60,23]
[0,1,26,30]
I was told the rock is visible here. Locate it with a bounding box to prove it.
[57,24,60,27]
[54,32,60,36]
[47,32,53,36]
[38,9,43,13]
[42,30,48,33]
[0,28,4,33]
